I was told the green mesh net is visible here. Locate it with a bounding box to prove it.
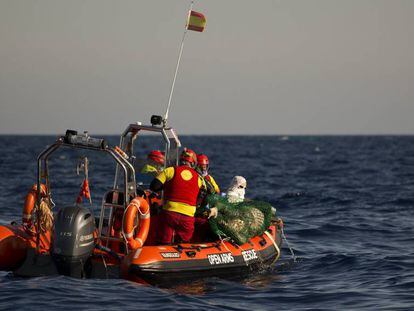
[207,194,273,245]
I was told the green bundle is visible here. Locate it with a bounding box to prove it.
[207,194,273,245]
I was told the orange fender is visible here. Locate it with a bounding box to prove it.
[122,197,150,250]
[22,184,47,229]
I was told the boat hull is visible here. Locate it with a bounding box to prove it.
[122,225,282,285]
[1,222,282,286]
[0,223,52,273]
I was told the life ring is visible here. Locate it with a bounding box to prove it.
[23,183,47,228]
[122,197,150,250]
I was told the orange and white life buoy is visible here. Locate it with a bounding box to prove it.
[122,197,150,250]
[22,183,47,228]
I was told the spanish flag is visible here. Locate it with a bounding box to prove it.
[187,10,206,32]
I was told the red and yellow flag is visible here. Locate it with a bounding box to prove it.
[187,10,206,32]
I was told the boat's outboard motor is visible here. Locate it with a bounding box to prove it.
[52,205,96,278]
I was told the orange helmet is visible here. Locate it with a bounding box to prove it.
[197,154,209,166]
[180,148,197,166]
[148,150,165,165]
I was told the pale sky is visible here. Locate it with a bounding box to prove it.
[0,0,413,135]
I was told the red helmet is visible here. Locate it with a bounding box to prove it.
[180,148,197,165]
[148,150,165,165]
[197,154,209,166]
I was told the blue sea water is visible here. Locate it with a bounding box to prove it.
[0,135,413,310]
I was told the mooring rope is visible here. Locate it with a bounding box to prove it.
[280,225,297,262]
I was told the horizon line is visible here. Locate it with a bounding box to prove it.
[1,133,413,137]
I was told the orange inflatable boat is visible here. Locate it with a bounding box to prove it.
[0,119,283,285]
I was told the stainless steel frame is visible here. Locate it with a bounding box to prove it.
[113,123,181,189]
[35,135,135,248]
[33,121,181,253]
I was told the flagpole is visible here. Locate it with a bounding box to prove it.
[163,0,195,127]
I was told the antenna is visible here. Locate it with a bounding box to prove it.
[163,0,195,127]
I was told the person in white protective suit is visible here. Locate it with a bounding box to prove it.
[208,176,248,219]
[225,176,247,203]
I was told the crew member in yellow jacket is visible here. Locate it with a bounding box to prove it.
[140,150,165,176]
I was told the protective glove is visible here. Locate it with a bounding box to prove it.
[148,191,159,199]
[208,207,218,219]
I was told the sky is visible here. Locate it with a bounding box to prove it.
[0,0,413,135]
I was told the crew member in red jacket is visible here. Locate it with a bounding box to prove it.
[150,148,205,244]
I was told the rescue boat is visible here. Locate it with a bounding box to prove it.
[0,118,283,285]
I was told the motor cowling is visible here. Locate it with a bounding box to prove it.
[52,205,95,277]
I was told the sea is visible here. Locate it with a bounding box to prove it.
[0,135,413,310]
